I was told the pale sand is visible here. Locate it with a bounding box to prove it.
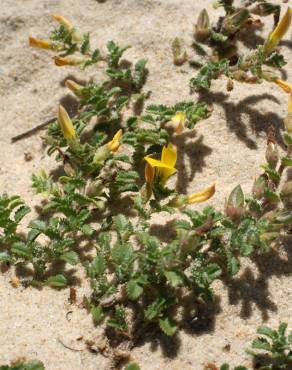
[0,0,291,369]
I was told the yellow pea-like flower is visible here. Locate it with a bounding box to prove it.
[54,56,85,66]
[57,105,77,141]
[274,79,291,94]
[264,7,292,53]
[187,184,216,204]
[107,129,123,152]
[52,14,73,30]
[29,36,53,50]
[172,111,186,134]
[144,143,177,184]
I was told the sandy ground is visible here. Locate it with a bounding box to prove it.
[0,0,291,369]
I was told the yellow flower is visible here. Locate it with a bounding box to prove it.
[274,79,291,94]
[145,163,155,185]
[65,80,83,97]
[52,14,73,30]
[187,184,215,204]
[144,143,177,184]
[172,111,186,134]
[29,36,53,50]
[107,129,123,152]
[54,56,85,66]
[264,7,292,53]
[289,94,292,114]
[57,105,77,141]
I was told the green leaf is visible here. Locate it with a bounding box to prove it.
[90,254,106,277]
[0,251,11,262]
[252,337,271,351]
[91,305,104,322]
[60,251,79,265]
[47,274,67,288]
[11,242,30,258]
[257,326,276,339]
[127,279,144,300]
[164,271,184,288]
[190,59,229,89]
[159,317,177,336]
[14,206,30,223]
[281,157,292,167]
[125,363,140,370]
[283,132,292,146]
[227,255,240,276]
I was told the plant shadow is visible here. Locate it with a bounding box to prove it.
[197,91,283,149]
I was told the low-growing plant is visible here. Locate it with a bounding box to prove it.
[0,12,291,347]
[172,2,291,93]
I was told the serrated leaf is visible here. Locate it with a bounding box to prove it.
[14,206,30,223]
[91,306,104,322]
[47,274,67,288]
[252,337,271,351]
[127,279,144,300]
[11,242,29,258]
[90,254,106,277]
[60,251,79,265]
[227,255,240,276]
[159,317,177,336]
[164,271,184,288]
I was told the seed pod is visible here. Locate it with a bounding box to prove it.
[252,175,266,199]
[225,185,245,221]
[194,9,210,41]
[265,142,279,168]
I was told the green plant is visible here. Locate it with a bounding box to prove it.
[0,361,44,370]
[0,14,291,344]
[173,2,291,92]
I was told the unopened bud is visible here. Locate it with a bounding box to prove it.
[29,37,55,50]
[171,38,187,66]
[57,105,77,142]
[222,9,250,35]
[225,185,245,221]
[252,175,266,199]
[265,142,279,168]
[280,180,292,207]
[65,80,84,97]
[264,7,292,54]
[86,180,103,197]
[172,111,186,134]
[194,9,210,41]
[54,56,86,66]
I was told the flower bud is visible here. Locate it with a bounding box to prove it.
[85,180,103,197]
[54,56,85,66]
[107,129,122,152]
[65,80,84,97]
[265,142,279,168]
[225,185,245,221]
[194,9,210,41]
[274,79,291,93]
[171,111,186,134]
[171,38,187,66]
[57,105,77,142]
[264,7,292,54]
[280,180,292,207]
[262,70,278,82]
[29,37,54,50]
[222,9,250,35]
[187,184,215,205]
[284,95,292,133]
[252,175,266,199]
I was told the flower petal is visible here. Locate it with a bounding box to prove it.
[161,143,177,168]
[144,157,173,169]
[264,7,292,53]
[275,79,291,93]
[187,184,215,204]
[58,105,76,141]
